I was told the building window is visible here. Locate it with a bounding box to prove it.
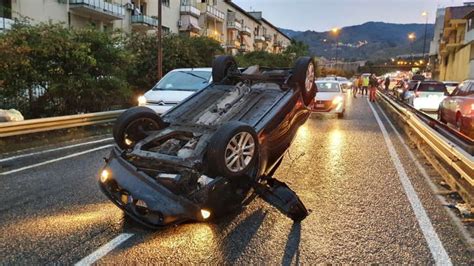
[162,26,170,35]
[162,0,170,7]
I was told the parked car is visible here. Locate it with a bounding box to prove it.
[311,80,345,118]
[404,81,447,112]
[138,68,212,114]
[99,56,315,228]
[438,80,474,138]
[443,81,459,95]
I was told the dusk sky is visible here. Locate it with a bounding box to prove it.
[233,0,466,32]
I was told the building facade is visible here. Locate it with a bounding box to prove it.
[0,0,291,54]
[430,4,474,81]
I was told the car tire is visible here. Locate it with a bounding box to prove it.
[207,121,259,179]
[337,112,344,119]
[113,107,165,150]
[212,55,239,83]
[292,57,317,106]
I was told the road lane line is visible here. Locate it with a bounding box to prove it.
[0,144,113,176]
[367,99,452,265]
[0,137,113,163]
[375,102,474,248]
[75,233,134,266]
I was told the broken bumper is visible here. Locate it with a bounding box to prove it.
[98,148,202,228]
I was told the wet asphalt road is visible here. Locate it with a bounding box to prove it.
[0,93,472,264]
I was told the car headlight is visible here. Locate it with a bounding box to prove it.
[332,96,343,105]
[138,95,147,106]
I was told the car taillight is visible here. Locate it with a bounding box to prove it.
[471,103,474,114]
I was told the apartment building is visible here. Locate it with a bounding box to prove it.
[437,5,474,81]
[0,0,291,54]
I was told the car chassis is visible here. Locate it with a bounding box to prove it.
[99,56,315,228]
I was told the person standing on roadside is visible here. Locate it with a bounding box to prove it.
[384,76,390,91]
[362,74,369,96]
[369,74,378,102]
[352,76,359,98]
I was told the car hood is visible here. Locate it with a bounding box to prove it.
[315,92,343,101]
[144,89,197,103]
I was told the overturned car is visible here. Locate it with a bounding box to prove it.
[99,56,316,228]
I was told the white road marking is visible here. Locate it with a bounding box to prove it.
[75,233,134,266]
[0,137,113,163]
[367,99,452,265]
[375,102,474,248]
[0,144,113,175]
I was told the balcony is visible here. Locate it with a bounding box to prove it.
[131,15,158,29]
[0,17,14,32]
[227,21,242,31]
[205,29,223,42]
[273,40,283,47]
[69,0,125,21]
[240,26,252,36]
[202,5,225,21]
[180,5,200,18]
[264,34,272,42]
[254,35,265,42]
[226,40,241,49]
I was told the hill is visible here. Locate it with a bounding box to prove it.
[280,22,435,61]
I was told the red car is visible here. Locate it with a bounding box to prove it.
[438,80,474,138]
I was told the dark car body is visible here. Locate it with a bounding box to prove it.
[439,80,474,138]
[99,57,315,228]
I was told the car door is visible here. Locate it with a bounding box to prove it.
[453,83,470,120]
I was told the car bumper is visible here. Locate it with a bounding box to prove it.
[142,104,175,114]
[413,98,444,112]
[311,102,344,113]
[98,148,202,228]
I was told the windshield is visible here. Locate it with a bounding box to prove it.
[316,82,340,92]
[417,83,447,93]
[152,71,211,91]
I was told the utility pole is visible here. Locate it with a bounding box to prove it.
[422,12,428,67]
[157,0,163,80]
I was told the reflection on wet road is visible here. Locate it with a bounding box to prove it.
[0,94,471,264]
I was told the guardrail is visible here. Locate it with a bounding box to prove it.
[0,110,124,138]
[377,90,474,188]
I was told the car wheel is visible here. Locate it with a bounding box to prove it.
[113,107,165,150]
[207,121,259,179]
[337,112,344,119]
[212,55,239,83]
[292,57,317,106]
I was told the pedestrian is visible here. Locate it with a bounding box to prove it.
[362,75,369,96]
[369,74,378,102]
[352,76,359,98]
[384,76,390,91]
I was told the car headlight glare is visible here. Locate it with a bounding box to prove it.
[100,169,110,183]
[332,96,343,105]
[201,209,211,219]
[138,95,147,106]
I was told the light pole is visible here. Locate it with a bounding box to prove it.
[157,0,163,80]
[331,27,340,68]
[421,11,428,63]
[408,32,416,64]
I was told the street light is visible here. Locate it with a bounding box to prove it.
[331,27,340,68]
[421,11,429,66]
[408,32,416,64]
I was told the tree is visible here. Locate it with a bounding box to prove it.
[0,22,131,117]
